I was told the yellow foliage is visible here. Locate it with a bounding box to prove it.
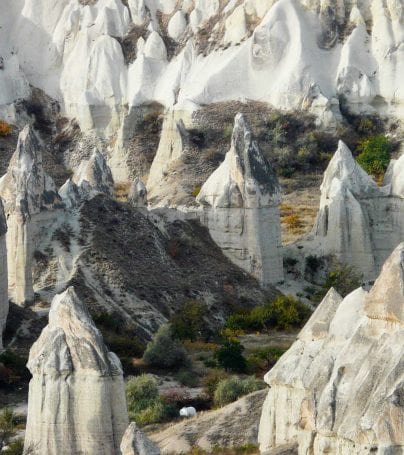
[0,120,12,136]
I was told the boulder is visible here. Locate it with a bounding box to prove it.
[24,286,128,455]
[197,113,283,287]
[259,242,404,454]
[121,422,160,455]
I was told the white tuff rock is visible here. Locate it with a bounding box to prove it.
[0,200,8,351]
[259,242,404,454]
[121,422,161,455]
[0,125,62,305]
[128,177,148,207]
[197,113,283,286]
[24,286,128,455]
[312,141,404,279]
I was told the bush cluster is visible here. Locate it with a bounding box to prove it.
[143,324,189,369]
[356,135,392,179]
[213,376,265,407]
[170,301,208,342]
[126,374,176,426]
[225,296,311,333]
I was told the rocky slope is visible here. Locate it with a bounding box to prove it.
[258,243,404,454]
[24,286,128,455]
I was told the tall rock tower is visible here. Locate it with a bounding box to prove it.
[197,113,283,287]
[0,200,8,351]
[24,287,128,454]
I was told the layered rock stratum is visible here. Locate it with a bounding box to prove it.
[258,242,404,454]
[24,286,128,455]
[197,113,283,287]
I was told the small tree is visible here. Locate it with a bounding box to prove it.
[215,340,246,373]
[170,301,207,341]
[323,263,362,297]
[356,135,392,178]
[143,324,189,369]
[213,376,264,407]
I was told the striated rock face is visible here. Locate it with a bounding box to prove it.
[72,149,115,199]
[312,141,404,279]
[0,200,7,351]
[258,243,404,454]
[24,286,128,455]
[128,177,147,207]
[197,113,283,287]
[121,422,161,455]
[0,125,62,305]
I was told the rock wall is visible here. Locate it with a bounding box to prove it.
[312,141,404,280]
[0,125,62,305]
[258,243,404,454]
[0,200,7,351]
[197,113,283,287]
[24,286,128,455]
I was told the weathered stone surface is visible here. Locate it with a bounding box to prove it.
[258,243,404,454]
[0,199,7,351]
[197,113,283,286]
[312,141,404,279]
[0,125,62,305]
[128,177,147,207]
[24,286,128,455]
[121,422,161,455]
[72,149,115,199]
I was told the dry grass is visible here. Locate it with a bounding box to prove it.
[0,120,12,136]
[114,182,131,202]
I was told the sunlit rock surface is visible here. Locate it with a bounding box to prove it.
[197,113,283,287]
[312,141,404,279]
[259,243,404,454]
[24,286,128,455]
[0,200,7,351]
[0,125,62,305]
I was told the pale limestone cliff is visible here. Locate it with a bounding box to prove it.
[312,141,404,279]
[0,200,8,351]
[0,125,62,305]
[197,113,283,287]
[24,286,128,455]
[259,242,404,454]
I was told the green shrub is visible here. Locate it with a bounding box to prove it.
[215,340,246,373]
[225,296,310,334]
[202,369,229,399]
[143,324,189,369]
[176,369,199,387]
[323,263,362,298]
[0,408,17,446]
[126,374,174,426]
[213,376,264,407]
[246,346,285,372]
[170,301,207,341]
[356,135,392,178]
[2,439,24,455]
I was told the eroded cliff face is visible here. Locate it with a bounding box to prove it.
[311,140,404,279]
[0,0,403,182]
[0,200,8,351]
[0,125,62,305]
[258,243,404,454]
[24,286,128,455]
[197,113,283,287]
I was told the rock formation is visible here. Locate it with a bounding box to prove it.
[312,141,404,279]
[72,149,115,199]
[128,177,147,207]
[24,286,128,455]
[1,0,403,181]
[0,200,7,351]
[197,113,283,287]
[258,242,404,454]
[0,125,62,305]
[121,423,160,455]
